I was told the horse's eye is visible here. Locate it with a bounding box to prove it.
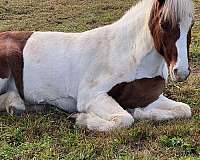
[160,21,172,32]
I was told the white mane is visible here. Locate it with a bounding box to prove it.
[117,0,194,26]
[162,0,194,25]
[117,0,154,24]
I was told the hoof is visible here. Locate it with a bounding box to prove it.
[8,106,25,116]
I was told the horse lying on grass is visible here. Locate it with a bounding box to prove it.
[0,0,194,131]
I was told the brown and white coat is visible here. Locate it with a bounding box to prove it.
[0,0,194,131]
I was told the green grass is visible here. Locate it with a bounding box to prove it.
[0,0,199,159]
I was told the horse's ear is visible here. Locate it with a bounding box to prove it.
[157,0,165,6]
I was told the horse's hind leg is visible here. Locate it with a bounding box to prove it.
[0,91,25,116]
[21,97,77,114]
[49,96,78,113]
[129,95,191,121]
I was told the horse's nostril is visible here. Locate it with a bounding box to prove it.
[172,68,190,82]
[173,68,178,75]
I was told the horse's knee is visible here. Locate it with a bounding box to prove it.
[7,91,22,101]
[4,91,25,115]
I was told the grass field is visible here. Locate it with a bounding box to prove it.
[0,0,199,159]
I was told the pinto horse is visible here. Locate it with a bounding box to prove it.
[0,0,194,131]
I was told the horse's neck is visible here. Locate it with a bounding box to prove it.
[112,0,166,79]
[113,20,167,80]
[113,0,155,61]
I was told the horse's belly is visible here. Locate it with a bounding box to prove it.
[108,76,165,109]
[23,63,78,104]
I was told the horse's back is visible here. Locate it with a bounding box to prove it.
[0,30,109,107]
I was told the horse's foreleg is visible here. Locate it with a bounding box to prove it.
[130,95,191,121]
[0,91,25,116]
[76,94,134,131]
[76,60,136,131]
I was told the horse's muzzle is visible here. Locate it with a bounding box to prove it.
[172,68,191,82]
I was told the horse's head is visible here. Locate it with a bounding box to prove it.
[149,0,194,82]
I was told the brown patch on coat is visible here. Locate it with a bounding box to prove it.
[148,0,180,68]
[0,31,33,98]
[108,76,165,109]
